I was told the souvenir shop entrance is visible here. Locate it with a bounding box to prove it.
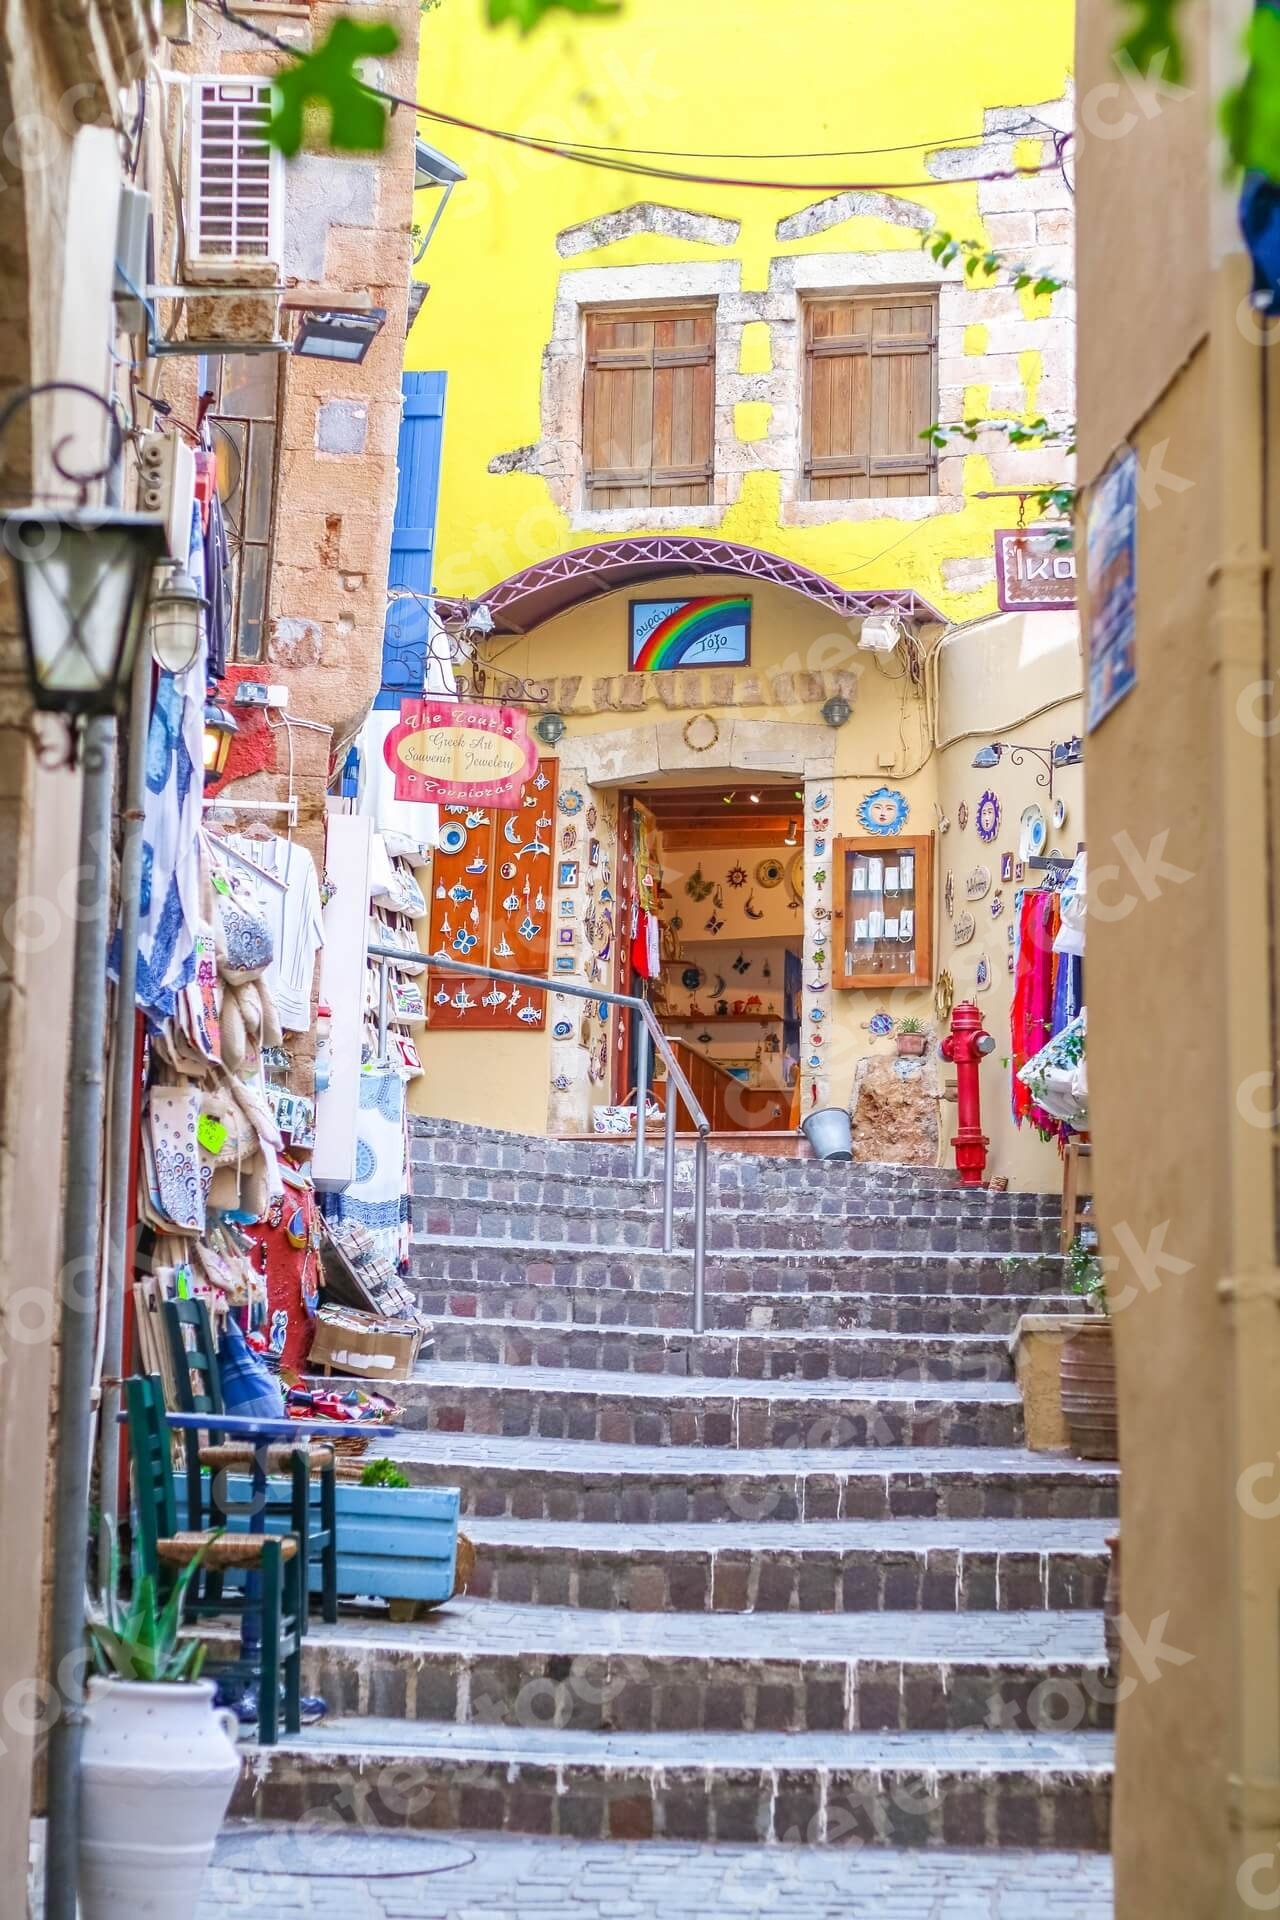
[615,782,805,1133]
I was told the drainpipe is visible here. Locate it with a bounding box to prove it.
[96,637,151,1584]
[1208,2,1280,1907]
[44,713,118,1920]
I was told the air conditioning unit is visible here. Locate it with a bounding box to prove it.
[137,430,198,563]
[185,76,283,284]
[113,186,153,335]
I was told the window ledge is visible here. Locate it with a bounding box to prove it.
[567,503,724,536]
[781,495,963,529]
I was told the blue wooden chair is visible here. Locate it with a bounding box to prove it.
[126,1372,302,1743]
[162,1297,339,1624]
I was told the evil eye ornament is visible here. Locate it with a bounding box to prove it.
[552,1020,573,1039]
[438,822,468,856]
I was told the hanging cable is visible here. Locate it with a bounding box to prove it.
[206,0,1071,196]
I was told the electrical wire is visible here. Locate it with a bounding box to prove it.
[207,0,1071,196]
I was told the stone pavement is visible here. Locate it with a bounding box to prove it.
[201,1827,1115,1918]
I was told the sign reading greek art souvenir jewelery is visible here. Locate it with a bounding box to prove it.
[995,527,1078,613]
[630,597,751,670]
[385,701,537,811]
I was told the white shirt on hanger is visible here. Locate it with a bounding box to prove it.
[226,833,325,1031]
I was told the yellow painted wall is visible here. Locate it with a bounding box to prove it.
[411,0,1075,614]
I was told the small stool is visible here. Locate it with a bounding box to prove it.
[1061,1136,1093,1253]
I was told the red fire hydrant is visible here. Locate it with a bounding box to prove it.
[939,1000,996,1186]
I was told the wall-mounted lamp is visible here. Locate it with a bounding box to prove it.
[784,818,799,846]
[147,562,207,675]
[291,307,387,365]
[2,508,167,719]
[413,139,467,266]
[858,612,904,654]
[202,700,238,780]
[534,712,567,747]
[820,695,853,729]
[971,738,1077,801]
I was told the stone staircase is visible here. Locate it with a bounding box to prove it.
[232,1117,1116,1856]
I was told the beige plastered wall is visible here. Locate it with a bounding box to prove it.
[1077,0,1240,1909]
[413,578,1083,1189]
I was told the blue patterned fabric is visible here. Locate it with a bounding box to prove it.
[319,1068,410,1267]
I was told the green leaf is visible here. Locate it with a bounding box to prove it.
[1115,0,1188,88]
[1034,276,1064,296]
[1222,4,1280,180]
[267,19,402,158]
[488,0,621,30]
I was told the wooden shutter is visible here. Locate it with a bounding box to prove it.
[584,308,715,509]
[804,294,938,501]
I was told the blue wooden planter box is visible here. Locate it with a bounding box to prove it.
[223,1477,460,1604]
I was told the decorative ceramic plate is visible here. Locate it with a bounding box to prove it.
[957,801,969,831]
[1018,805,1048,862]
[756,857,785,888]
[558,789,585,817]
[1052,796,1068,830]
[438,822,468,855]
[975,792,1001,844]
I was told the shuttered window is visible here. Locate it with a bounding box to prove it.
[583,306,715,510]
[803,293,938,501]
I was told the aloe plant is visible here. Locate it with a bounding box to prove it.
[88,1528,210,1684]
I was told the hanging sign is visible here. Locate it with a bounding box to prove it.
[995,527,1077,612]
[383,701,537,810]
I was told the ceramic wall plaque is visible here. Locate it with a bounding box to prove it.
[965,864,991,901]
[953,910,976,947]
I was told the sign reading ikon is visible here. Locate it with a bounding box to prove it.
[994,527,1078,613]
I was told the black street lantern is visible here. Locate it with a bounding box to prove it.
[1,509,167,715]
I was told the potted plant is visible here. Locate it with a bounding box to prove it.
[895,1017,929,1057]
[1059,1236,1118,1460]
[79,1544,241,1919]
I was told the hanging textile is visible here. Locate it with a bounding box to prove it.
[317,1067,410,1270]
[1011,890,1059,1133]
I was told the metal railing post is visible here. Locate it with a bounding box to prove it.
[662,1079,677,1253]
[367,947,715,1331]
[376,956,390,1063]
[693,1132,708,1333]
[633,1016,649,1182]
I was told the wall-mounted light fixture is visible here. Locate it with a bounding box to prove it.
[784,818,799,846]
[146,562,206,675]
[202,700,238,779]
[534,711,567,747]
[291,307,387,365]
[971,737,1080,802]
[820,695,853,729]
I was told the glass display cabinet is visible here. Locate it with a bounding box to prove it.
[831,834,934,990]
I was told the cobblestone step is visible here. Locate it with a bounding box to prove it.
[202,1826,1114,1918]
[232,1719,1113,1850]
[409,1235,1065,1298]
[418,1317,1012,1382]
[375,1434,1118,1524]
[412,1282,1082,1334]
[410,1192,1062,1256]
[461,1517,1111,1614]
[392,1362,1025,1448]
[215,1606,1111,1736]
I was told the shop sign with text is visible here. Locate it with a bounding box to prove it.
[383,701,537,810]
[995,528,1077,612]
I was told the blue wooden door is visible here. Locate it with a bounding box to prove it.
[375,371,447,710]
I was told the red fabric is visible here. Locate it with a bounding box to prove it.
[630,909,661,980]
[1010,892,1059,1130]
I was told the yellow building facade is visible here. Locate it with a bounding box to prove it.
[407,0,1080,1187]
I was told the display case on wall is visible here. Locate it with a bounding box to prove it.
[831,834,933,990]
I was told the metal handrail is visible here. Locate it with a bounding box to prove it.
[366,944,712,1330]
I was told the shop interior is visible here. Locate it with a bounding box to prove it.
[630,783,805,1133]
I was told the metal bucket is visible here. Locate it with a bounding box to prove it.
[800,1105,854,1163]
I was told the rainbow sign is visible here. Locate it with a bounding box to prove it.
[629,596,752,672]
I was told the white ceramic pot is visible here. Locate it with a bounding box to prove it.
[78,1677,241,1919]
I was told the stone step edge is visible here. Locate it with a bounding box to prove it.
[410,1233,1063,1267]
[392,1363,1022,1404]
[417,1316,1011,1347]
[231,1730,1113,1849]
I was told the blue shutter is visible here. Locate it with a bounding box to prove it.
[375,371,447,710]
